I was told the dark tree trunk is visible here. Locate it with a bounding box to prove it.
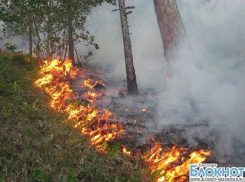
[46,0,53,61]
[33,20,41,59]
[46,16,51,61]
[153,0,191,63]
[63,41,68,62]
[118,0,138,95]
[68,1,75,64]
[28,22,33,56]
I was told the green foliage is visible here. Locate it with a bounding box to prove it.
[107,143,121,156]
[0,173,3,182]
[0,51,33,97]
[0,0,117,60]
[1,146,12,159]
[0,51,148,182]
[33,168,52,182]
[118,175,140,182]
[78,166,114,182]
[148,169,165,181]
[4,43,17,52]
[67,172,77,182]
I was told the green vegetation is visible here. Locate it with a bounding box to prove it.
[0,0,116,61]
[0,51,148,182]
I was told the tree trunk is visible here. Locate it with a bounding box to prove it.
[63,41,68,62]
[68,2,75,65]
[28,22,33,56]
[118,0,138,95]
[153,0,191,63]
[33,20,41,59]
[46,16,51,61]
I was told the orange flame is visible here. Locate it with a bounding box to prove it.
[122,147,132,156]
[34,59,123,153]
[86,91,98,103]
[34,59,211,182]
[83,79,105,89]
[143,143,211,182]
[142,108,147,112]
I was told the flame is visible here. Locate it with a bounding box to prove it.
[87,91,98,103]
[34,59,211,181]
[83,79,105,89]
[25,57,31,62]
[142,108,147,112]
[143,143,211,182]
[34,59,123,152]
[34,74,53,87]
[122,147,132,156]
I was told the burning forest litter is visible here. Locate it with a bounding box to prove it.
[34,59,212,182]
[2,0,245,182]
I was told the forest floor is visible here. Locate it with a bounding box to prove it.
[0,51,150,182]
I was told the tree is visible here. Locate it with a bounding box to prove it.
[0,0,116,63]
[28,21,33,56]
[153,0,191,64]
[67,0,75,64]
[0,0,45,56]
[38,0,100,64]
[118,0,138,95]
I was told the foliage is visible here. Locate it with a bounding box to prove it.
[0,51,147,182]
[107,143,121,156]
[3,43,17,52]
[0,0,116,60]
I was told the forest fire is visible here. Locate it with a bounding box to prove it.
[122,147,132,156]
[83,78,105,89]
[34,59,211,182]
[144,143,211,182]
[142,108,147,112]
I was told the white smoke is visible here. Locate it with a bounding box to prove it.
[85,0,245,162]
[85,0,164,88]
[2,0,243,163]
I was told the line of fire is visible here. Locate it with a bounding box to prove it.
[1,0,245,182]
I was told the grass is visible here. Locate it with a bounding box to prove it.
[0,50,150,182]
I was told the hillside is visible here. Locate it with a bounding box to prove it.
[0,51,147,182]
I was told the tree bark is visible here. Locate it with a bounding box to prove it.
[118,0,138,95]
[28,22,33,56]
[33,19,41,59]
[74,45,82,67]
[153,0,191,63]
[46,16,51,60]
[67,1,75,64]
[63,41,68,62]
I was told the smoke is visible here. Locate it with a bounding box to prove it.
[175,0,245,161]
[85,0,245,163]
[85,0,164,88]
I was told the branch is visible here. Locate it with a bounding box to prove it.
[125,6,135,10]
[74,44,82,67]
[126,11,132,15]
[211,0,219,13]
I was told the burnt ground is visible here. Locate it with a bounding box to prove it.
[71,65,245,168]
